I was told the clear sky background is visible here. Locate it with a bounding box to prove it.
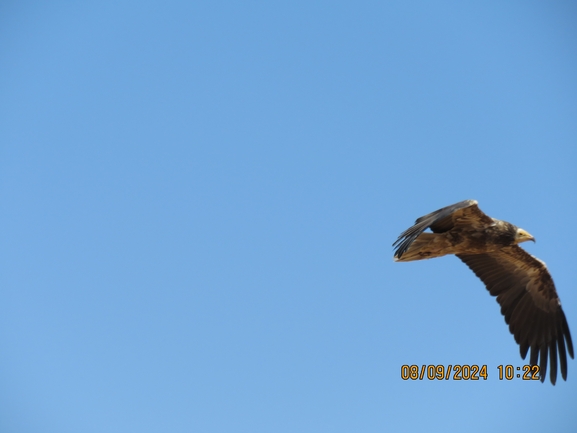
[1,1,576,432]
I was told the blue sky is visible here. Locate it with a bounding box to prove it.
[1,1,576,432]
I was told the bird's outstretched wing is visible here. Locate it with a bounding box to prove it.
[393,200,493,259]
[457,247,574,384]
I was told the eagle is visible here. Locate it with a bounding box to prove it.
[393,200,573,384]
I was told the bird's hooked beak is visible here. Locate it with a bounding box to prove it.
[515,228,535,244]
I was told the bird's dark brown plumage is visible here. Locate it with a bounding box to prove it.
[393,200,573,384]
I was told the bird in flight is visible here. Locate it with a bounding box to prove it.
[393,200,573,384]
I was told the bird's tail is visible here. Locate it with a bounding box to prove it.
[394,233,453,262]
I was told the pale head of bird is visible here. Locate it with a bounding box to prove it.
[515,228,535,244]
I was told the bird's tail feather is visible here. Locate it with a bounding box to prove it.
[394,233,453,262]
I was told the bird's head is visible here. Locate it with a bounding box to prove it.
[515,228,535,244]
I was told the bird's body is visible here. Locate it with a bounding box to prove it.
[395,220,519,261]
[393,200,573,384]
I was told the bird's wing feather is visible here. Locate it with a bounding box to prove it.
[457,247,574,384]
[433,201,494,232]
